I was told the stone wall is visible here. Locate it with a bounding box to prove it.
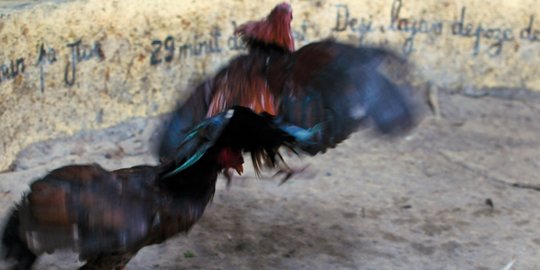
[0,0,539,170]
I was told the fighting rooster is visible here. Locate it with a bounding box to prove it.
[159,2,416,160]
[2,106,314,270]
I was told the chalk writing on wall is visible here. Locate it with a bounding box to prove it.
[64,39,105,86]
[521,15,540,42]
[37,43,58,92]
[149,0,540,63]
[150,27,223,66]
[334,0,539,56]
[1,0,539,91]
[32,40,104,92]
[0,58,25,84]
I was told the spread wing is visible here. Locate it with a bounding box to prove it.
[269,40,416,154]
[159,40,416,160]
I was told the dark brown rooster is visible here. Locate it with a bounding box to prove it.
[158,2,416,160]
[2,106,313,270]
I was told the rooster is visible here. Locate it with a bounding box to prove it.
[158,2,416,160]
[2,106,314,270]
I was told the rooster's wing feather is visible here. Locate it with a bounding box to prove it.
[16,164,159,260]
[158,54,278,160]
[269,40,415,154]
[164,106,315,177]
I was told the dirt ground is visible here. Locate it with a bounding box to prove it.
[1,89,539,270]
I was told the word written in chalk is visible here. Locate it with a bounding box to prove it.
[0,58,25,84]
[150,27,222,65]
[65,39,105,86]
[334,0,540,56]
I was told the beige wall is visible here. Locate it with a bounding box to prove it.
[0,0,539,170]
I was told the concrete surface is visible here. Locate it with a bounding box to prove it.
[1,89,539,269]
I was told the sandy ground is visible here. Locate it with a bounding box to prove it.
[0,89,540,270]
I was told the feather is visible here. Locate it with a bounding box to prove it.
[235,2,294,52]
[157,3,417,163]
[2,107,313,269]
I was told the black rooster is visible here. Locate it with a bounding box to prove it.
[2,106,314,270]
[158,2,416,160]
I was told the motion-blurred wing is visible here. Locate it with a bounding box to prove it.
[269,40,416,155]
[16,164,158,260]
[158,80,213,159]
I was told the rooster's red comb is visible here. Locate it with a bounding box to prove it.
[235,2,295,52]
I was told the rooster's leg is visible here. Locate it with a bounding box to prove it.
[273,164,310,185]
